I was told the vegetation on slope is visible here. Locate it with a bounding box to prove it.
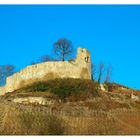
[0,102,65,135]
[1,78,140,135]
[0,98,140,135]
[14,78,100,101]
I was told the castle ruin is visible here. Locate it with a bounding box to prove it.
[0,48,91,95]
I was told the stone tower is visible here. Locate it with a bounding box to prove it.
[76,48,91,79]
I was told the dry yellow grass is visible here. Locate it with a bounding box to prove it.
[0,101,66,135]
[0,99,140,135]
[1,78,140,135]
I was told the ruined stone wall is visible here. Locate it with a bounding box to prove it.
[0,86,5,95]
[0,48,91,94]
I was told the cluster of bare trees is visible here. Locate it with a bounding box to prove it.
[52,38,113,84]
[30,55,55,65]
[0,38,74,86]
[0,65,15,86]
[31,38,75,65]
[92,62,112,84]
[0,38,113,86]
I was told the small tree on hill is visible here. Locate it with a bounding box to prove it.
[40,55,54,62]
[104,64,112,84]
[0,65,15,86]
[30,55,57,65]
[97,62,105,84]
[53,38,74,61]
[91,63,97,81]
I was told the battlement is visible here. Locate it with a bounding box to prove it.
[0,48,91,95]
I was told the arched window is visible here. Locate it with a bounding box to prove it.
[85,57,89,63]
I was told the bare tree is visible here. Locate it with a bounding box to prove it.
[40,55,55,62]
[30,54,58,65]
[97,62,105,84]
[0,65,15,86]
[53,38,74,61]
[4,65,15,77]
[91,63,97,81]
[104,64,112,83]
[0,67,3,86]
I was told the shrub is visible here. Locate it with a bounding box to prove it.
[16,78,99,101]
[19,82,49,92]
[105,83,118,92]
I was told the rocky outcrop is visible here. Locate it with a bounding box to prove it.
[12,97,55,106]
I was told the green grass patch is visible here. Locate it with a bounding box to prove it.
[15,78,99,100]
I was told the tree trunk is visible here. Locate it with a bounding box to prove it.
[62,52,65,61]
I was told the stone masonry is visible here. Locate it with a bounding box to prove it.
[0,48,91,95]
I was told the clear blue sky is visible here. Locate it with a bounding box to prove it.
[0,5,140,89]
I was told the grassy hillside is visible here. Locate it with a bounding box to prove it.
[0,78,140,135]
[9,78,100,101]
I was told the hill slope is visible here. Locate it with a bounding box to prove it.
[0,78,140,135]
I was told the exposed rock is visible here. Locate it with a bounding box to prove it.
[131,94,139,101]
[13,97,55,106]
[100,84,106,91]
